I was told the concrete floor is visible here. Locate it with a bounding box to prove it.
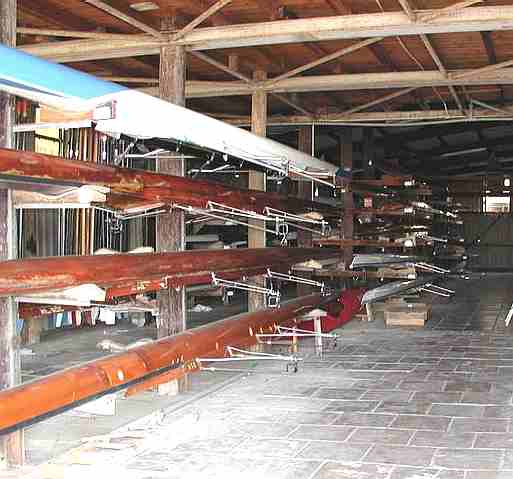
[3,275,513,478]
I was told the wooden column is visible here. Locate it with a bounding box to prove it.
[297,126,313,296]
[340,128,354,268]
[248,70,267,312]
[157,45,186,338]
[0,0,24,466]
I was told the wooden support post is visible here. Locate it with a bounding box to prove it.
[363,128,376,179]
[0,0,24,466]
[248,70,267,312]
[157,45,187,393]
[297,126,314,296]
[340,129,354,269]
[365,303,375,322]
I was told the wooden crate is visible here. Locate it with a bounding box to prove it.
[385,303,431,327]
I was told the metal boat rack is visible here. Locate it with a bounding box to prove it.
[197,346,302,373]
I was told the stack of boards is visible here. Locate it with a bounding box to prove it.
[384,297,431,327]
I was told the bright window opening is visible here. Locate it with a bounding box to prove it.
[482,196,510,213]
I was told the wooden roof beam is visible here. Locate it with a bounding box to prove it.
[161,66,513,98]
[20,5,513,62]
[82,0,165,39]
[218,105,513,126]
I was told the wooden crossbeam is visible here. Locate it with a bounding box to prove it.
[223,105,513,125]
[134,67,513,98]
[16,27,141,40]
[20,6,513,61]
[82,0,165,39]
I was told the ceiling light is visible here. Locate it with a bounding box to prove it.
[130,2,159,12]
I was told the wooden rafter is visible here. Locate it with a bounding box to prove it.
[342,88,417,115]
[269,37,384,84]
[340,57,513,116]
[16,27,141,40]
[190,51,251,82]
[397,0,466,114]
[82,0,164,39]
[100,75,158,84]
[172,0,233,41]
[421,0,483,22]
[258,1,347,112]
[190,51,314,117]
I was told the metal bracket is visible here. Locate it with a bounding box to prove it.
[420,284,455,297]
[289,165,336,189]
[178,202,289,243]
[266,269,331,295]
[211,273,281,307]
[94,205,170,233]
[197,346,302,373]
[414,262,450,274]
[264,207,330,237]
[505,302,513,327]
[257,326,337,347]
[256,321,338,359]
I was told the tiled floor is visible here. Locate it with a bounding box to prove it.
[5,275,513,478]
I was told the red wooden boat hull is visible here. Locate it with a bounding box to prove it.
[0,148,336,215]
[0,292,337,435]
[0,247,338,297]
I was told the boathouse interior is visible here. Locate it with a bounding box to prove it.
[3,1,513,477]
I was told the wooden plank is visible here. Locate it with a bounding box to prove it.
[0,0,24,466]
[385,304,430,327]
[157,45,186,338]
[19,6,513,60]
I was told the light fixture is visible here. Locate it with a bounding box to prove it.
[505,178,511,187]
[129,2,159,12]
